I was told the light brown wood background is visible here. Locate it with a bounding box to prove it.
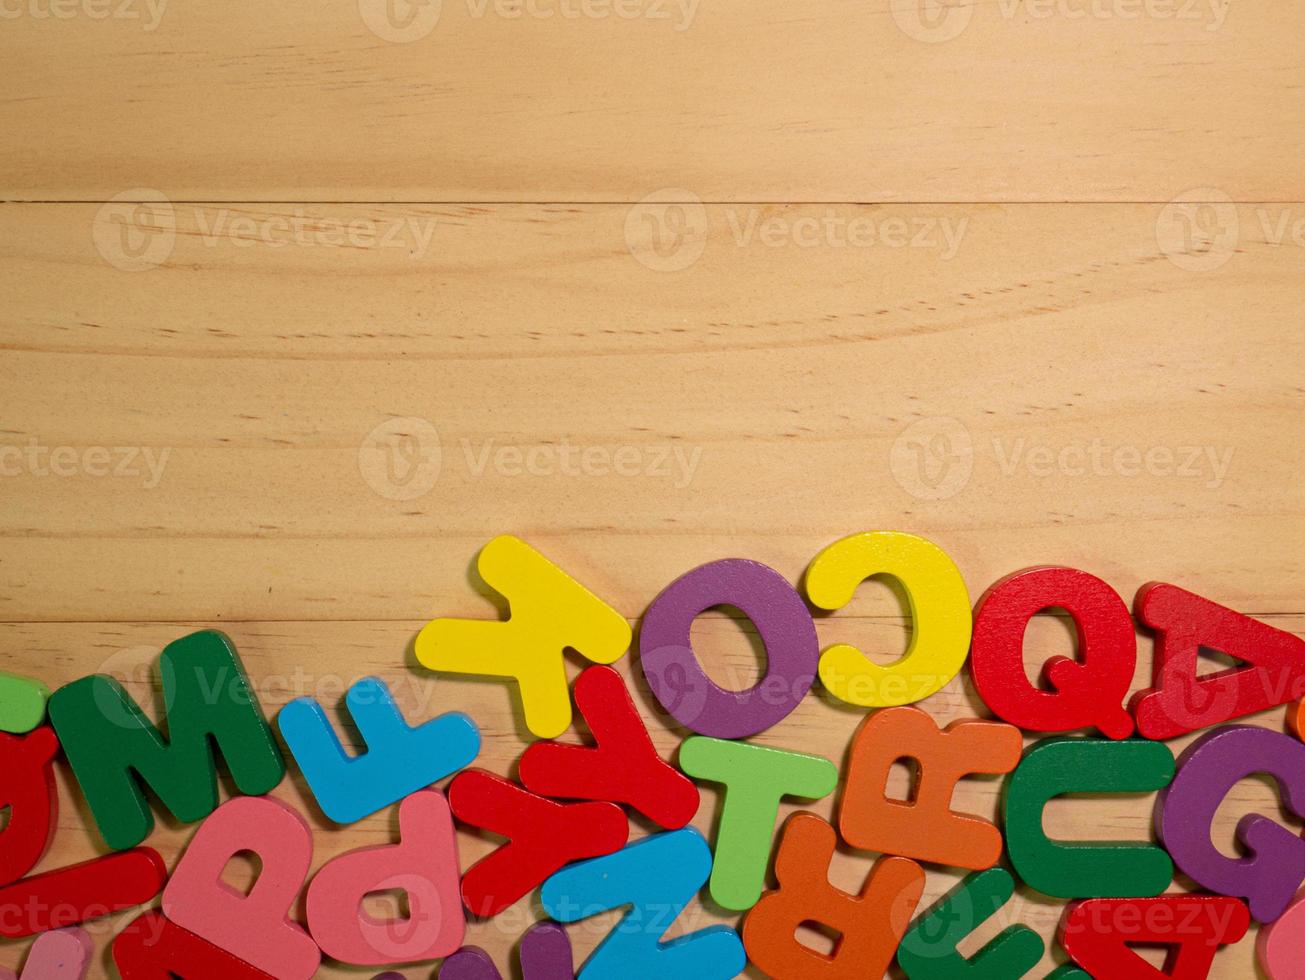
[2,1,1303,977]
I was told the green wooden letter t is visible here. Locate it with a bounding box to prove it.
[49,630,285,850]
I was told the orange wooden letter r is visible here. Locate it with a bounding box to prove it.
[839,706,1022,870]
[743,813,924,979]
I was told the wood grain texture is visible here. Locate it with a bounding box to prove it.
[0,1,1302,201]
[3,202,1303,626]
[3,1,1303,972]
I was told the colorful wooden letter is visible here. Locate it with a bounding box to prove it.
[162,795,319,978]
[0,673,50,735]
[112,911,276,979]
[840,707,1021,871]
[896,868,1045,979]
[1005,736,1175,899]
[1258,887,1305,979]
[439,950,501,980]
[449,769,628,917]
[639,558,818,738]
[0,727,59,885]
[1060,896,1249,979]
[278,676,479,824]
[518,665,698,829]
[743,813,925,979]
[1047,969,1092,980]
[438,923,575,980]
[0,727,167,938]
[970,566,1136,739]
[0,927,94,980]
[306,789,464,965]
[804,531,972,708]
[679,736,837,911]
[0,848,167,938]
[1158,725,1305,923]
[1290,697,1305,741]
[413,535,631,739]
[541,828,745,979]
[1131,583,1305,740]
[48,630,285,850]
[517,922,576,978]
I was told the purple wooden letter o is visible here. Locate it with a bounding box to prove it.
[1157,725,1305,923]
[639,559,818,738]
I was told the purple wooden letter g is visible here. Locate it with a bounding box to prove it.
[1157,725,1305,923]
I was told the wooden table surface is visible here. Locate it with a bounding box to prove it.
[2,2,1302,977]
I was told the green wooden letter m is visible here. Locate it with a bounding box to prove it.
[49,630,285,850]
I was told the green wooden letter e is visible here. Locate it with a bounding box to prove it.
[49,629,285,850]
